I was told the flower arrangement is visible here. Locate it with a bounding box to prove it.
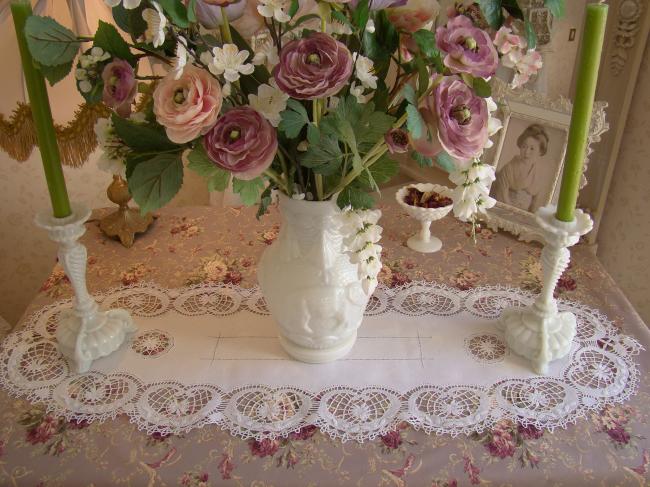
[22,0,562,223]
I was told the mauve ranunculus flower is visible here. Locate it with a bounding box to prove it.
[153,65,222,144]
[273,32,353,100]
[385,128,410,154]
[415,76,488,161]
[350,0,406,9]
[203,0,238,5]
[204,106,277,180]
[101,59,137,117]
[436,15,498,78]
[386,0,440,33]
[194,0,246,28]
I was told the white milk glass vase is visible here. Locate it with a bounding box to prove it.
[258,194,375,363]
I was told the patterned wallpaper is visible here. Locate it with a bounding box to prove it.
[597,43,650,325]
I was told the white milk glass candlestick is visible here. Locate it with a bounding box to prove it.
[499,204,593,374]
[35,204,137,373]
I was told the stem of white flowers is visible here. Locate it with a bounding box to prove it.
[220,7,233,44]
[312,99,324,200]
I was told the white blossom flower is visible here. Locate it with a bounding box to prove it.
[251,31,279,68]
[248,81,289,127]
[257,0,291,23]
[78,47,110,69]
[173,38,188,80]
[206,44,255,83]
[329,19,353,36]
[354,54,377,89]
[366,19,375,34]
[222,82,232,97]
[94,118,126,178]
[340,208,384,295]
[104,0,142,9]
[350,82,370,104]
[142,1,167,48]
[485,97,503,149]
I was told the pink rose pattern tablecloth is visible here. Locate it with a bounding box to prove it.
[1,201,649,486]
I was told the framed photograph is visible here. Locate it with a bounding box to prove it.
[484,79,609,243]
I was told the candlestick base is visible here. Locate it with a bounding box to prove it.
[100,175,153,248]
[36,204,137,373]
[499,205,593,374]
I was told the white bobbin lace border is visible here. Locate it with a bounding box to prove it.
[0,281,643,442]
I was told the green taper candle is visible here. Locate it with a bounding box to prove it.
[555,2,608,222]
[11,0,72,218]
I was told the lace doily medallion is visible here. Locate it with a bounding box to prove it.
[0,282,642,442]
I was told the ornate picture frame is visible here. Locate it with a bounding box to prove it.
[484,79,609,243]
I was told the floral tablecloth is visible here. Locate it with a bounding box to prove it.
[1,198,649,486]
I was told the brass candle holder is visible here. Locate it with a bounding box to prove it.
[99,175,153,247]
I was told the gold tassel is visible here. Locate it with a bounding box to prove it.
[0,102,111,167]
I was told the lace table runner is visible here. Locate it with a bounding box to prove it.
[0,282,642,442]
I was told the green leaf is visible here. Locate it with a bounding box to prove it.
[128,153,184,213]
[352,0,369,30]
[502,0,524,20]
[435,151,457,173]
[332,10,353,29]
[187,0,197,22]
[37,60,73,86]
[355,106,394,147]
[412,29,438,59]
[289,0,300,18]
[112,5,147,38]
[544,0,565,19]
[478,0,503,29]
[473,77,492,98]
[411,151,433,168]
[406,104,424,139]
[232,177,265,206]
[307,124,321,145]
[257,185,273,219]
[357,154,399,189]
[94,20,135,64]
[362,10,398,69]
[402,84,417,106]
[126,152,153,179]
[25,16,80,67]
[187,143,230,192]
[289,14,322,30]
[279,99,309,138]
[337,186,374,210]
[524,20,537,50]
[158,0,189,28]
[112,114,178,152]
[415,58,429,97]
[300,135,344,175]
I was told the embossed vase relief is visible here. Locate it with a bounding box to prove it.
[258,195,371,363]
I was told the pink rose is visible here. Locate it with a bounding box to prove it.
[153,65,222,144]
[204,106,277,180]
[436,15,498,78]
[101,59,137,118]
[414,76,489,161]
[273,32,353,100]
[386,0,440,33]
